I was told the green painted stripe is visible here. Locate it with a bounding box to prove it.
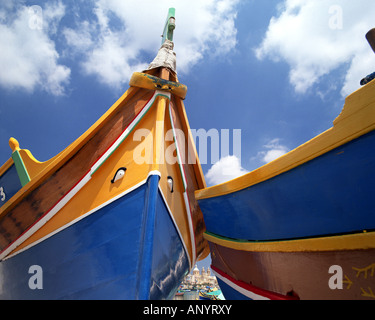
[12,150,31,187]
[204,231,249,243]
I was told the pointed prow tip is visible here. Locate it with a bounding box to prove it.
[162,8,176,45]
[9,137,20,152]
[366,28,375,54]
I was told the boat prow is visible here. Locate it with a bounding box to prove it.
[196,33,375,300]
[0,9,209,300]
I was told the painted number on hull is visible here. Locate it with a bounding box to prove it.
[0,187,5,202]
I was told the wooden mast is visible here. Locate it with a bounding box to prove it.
[153,7,176,81]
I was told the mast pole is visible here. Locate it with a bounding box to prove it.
[161,8,176,45]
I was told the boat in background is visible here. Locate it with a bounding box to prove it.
[199,288,224,300]
[0,8,209,299]
[195,29,375,300]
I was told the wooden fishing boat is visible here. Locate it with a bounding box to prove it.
[195,29,375,300]
[199,289,223,300]
[0,8,209,299]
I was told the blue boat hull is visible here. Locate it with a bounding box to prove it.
[198,130,375,241]
[0,174,189,299]
[199,129,375,300]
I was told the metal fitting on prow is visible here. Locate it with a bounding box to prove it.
[161,8,176,45]
[168,17,176,32]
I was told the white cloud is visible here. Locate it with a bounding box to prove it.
[205,155,248,186]
[253,138,289,164]
[63,21,93,53]
[262,148,288,164]
[255,0,375,97]
[63,0,239,87]
[43,1,66,34]
[0,2,70,95]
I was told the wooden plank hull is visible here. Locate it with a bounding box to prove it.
[208,236,375,300]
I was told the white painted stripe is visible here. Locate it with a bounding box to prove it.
[148,170,161,178]
[212,269,270,300]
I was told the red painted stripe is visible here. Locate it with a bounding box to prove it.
[211,265,299,300]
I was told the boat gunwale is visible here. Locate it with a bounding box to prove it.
[195,80,375,201]
[0,90,175,260]
[0,158,14,178]
[0,86,142,219]
[204,230,375,252]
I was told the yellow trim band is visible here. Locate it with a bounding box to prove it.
[0,158,14,178]
[204,231,375,252]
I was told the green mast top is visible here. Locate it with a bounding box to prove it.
[161,8,176,45]
[147,8,177,73]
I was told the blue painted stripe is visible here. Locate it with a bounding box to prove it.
[0,174,189,300]
[199,130,375,241]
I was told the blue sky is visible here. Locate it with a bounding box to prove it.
[1,0,375,182]
[1,1,375,269]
